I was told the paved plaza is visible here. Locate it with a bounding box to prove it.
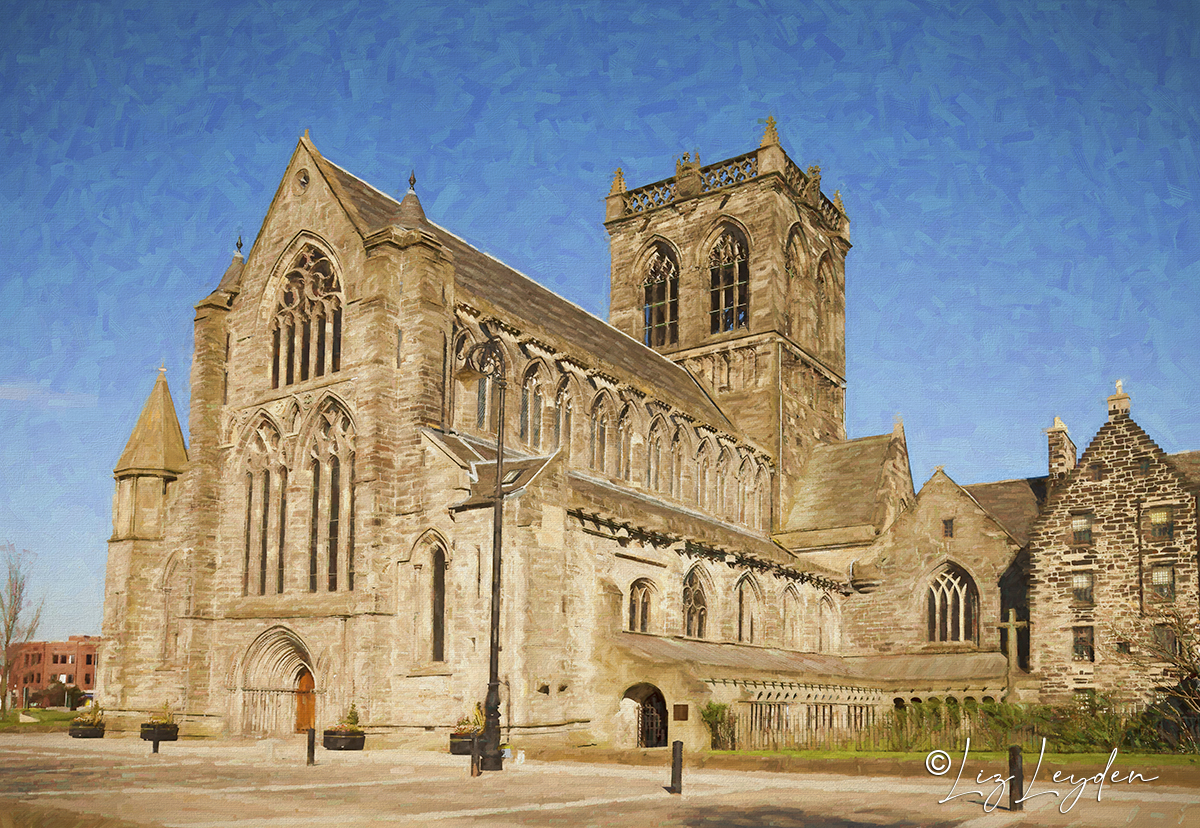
[0,734,1196,827]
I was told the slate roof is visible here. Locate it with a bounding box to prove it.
[1167,450,1200,491]
[114,371,188,476]
[962,477,1048,546]
[779,433,895,535]
[305,139,735,435]
[616,634,1007,686]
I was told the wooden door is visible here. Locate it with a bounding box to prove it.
[294,669,315,733]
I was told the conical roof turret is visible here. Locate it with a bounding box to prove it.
[114,369,188,476]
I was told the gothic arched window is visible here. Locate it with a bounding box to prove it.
[782,588,801,649]
[927,564,979,643]
[696,444,712,510]
[683,569,707,638]
[709,227,749,334]
[520,370,544,449]
[629,579,653,633]
[590,400,610,473]
[554,387,573,453]
[670,430,684,498]
[716,450,733,518]
[646,421,665,491]
[736,578,758,643]
[431,545,447,662]
[308,405,356,593]
[271,245,343,389]
[643,243,679,347]
[242,422,284,596]
[818,596,837,653]
[617,407,633,481]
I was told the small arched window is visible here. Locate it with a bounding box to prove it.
[927,564,979,643]
[590,402,609,473]
[520,371,544,449]
[683,569,707,638]
[308,405,355,593]
[629,579,653,633]
[736,578,758,643]
[670,431,684,498]
[716,450,734,518]
[271,245,343,389]
[818,596,837,653]
[709,227,749,334]
[696,444,712,510]
[782,588,801,649]
[643,243,679,347]
[431,545,447,662]
[647,422,665,491]
[554,388,573,453]
[617,408,633,481]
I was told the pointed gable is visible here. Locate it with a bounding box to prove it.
[114,371,188,476]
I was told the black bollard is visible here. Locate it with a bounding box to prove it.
[1008,745,1024,811]
[307,727,316,766]
[152,739,159,755]
[669,740,683,794]
[470,735,482,777]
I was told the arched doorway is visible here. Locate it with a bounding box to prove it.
[623,683,668,748]
[238,625,317,736]
[295,668,315,733]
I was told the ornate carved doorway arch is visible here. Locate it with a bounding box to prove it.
[237,626,317,736]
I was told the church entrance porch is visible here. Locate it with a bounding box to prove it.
[623,683,668,748]
[235,626,319,737]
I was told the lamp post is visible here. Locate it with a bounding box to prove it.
[467,336,507,771]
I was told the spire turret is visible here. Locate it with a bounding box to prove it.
[114,369,188,477]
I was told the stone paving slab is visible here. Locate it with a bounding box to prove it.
[1,734,1196,827]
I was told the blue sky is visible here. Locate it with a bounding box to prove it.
[3,0,1198,640]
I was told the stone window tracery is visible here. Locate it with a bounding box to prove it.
[590,399,610,473]
[647,422,665,492]
[520,371,544,449]
[683,569,707,638]
[308,405,356,593]
[629,579,653,633]
[271,245,343,389]
[643,244,679,347]
[554,388,573,453]
[736,578,757,643]
[709,227,749,334]
[927,564,978,643]
[242,422,285,596]
[617,407,633,481]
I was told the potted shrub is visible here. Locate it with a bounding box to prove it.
[140,703,179,744]
[69,707,105,739]
[323,703,365,751]
[450,702,485,755]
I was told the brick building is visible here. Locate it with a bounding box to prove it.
[7,635,100,705]
[97,122,1197,747]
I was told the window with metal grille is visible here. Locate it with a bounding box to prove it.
[1072,571,1094,604]
[1072,626,1095,662]
[927,564,978,643]
[1150,506,1174,539]
[708,228,749,334]
[642,244,679,347]
[942,518,954,538]
[1072,514,1093,545]
[1150,564,1175,601]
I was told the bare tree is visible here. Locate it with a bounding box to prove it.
[1108,609,1200,752]
[1,542,43,715]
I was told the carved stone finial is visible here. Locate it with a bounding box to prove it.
[159,362,166,375]
[1051,416,1067,431]
[236,235,243,254]
[833,191,845,214]
[408,170,416,191]
[1115,379,1123,394]
[760,115,779,147]
[609,167,625,195]
[304,128,310,139]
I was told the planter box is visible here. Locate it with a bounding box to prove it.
[449,733,480,755]
[323,730,365,751]
[140,723,179,742]
[69,724,105,739]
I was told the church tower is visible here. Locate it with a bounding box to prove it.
[604,120,851,525]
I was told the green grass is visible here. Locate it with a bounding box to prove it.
[0,708,78,732]
[710,748,1200,766]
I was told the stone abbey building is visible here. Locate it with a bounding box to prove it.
[98,122,1199,749]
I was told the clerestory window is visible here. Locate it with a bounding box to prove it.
[271,245,343,389]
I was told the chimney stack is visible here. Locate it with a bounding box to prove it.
[1107,380,1131,421]
[1047,416,1077,480]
